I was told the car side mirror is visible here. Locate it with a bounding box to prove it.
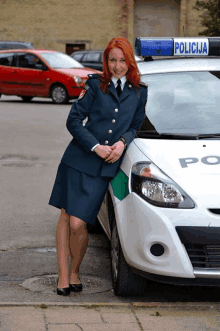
[35,63,47,70]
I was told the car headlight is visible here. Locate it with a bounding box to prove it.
[74,76,83,85]
[131,161,195,208]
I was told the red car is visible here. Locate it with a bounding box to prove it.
[0,49,101,104]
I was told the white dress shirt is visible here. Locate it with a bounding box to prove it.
[91,76,127,151]
[111,75,126,91]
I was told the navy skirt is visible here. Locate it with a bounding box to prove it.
[48,162,112,225]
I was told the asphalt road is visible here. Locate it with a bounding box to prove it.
[1,95,220,304]
[0,95,71,251]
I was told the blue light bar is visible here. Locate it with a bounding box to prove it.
[209,38,220,55]
[135,38,173,56]
[135,37,220,57]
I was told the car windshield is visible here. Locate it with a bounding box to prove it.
[140,71,220,136]
[135,55,143,63]
[39,52,84,69]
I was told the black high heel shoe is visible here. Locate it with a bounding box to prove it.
[70,283,83,292]
[57,287,70,296]
[57,279,70,296]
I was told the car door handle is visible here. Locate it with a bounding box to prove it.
[12,70,17,73]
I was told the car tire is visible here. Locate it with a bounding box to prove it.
[20,96,33,102]
[51,84,69,104]
[87,217,103,234]
[111,216,148,296]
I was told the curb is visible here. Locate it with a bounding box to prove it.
[0,302,219,310]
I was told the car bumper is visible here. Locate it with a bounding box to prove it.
[114,191,220,282]
[130,266,220,287]
[68,87,83,98]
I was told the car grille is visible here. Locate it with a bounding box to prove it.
[184,244,220,269]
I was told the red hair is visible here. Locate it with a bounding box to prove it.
[99,37,141,92]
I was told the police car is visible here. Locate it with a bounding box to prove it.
[97,37,220,296]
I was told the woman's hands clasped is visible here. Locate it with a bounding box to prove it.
[94,141,125,163]
[94,145,113,160]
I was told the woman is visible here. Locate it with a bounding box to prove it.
[49,37,148,296]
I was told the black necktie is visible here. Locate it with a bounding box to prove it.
[116,79,122,97]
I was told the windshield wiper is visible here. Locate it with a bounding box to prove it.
[137,130,160,137]
[195,133,220,139]
[160,133,199,139]
[136,131,198,139]
[137,131,220,140]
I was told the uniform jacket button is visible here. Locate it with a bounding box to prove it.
[111,119,116,123]
[105,140,109,144]
[115,108,118,112]
[108,130,112,134]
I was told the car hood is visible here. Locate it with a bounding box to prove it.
[134,138,220,207]
[54,68,101,78]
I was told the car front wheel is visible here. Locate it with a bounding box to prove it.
[20,96,33,102]
[87,217,103,234]
[111,216,148,296]
[51,84,69,104]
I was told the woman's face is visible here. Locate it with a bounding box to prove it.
[108,47,128,79]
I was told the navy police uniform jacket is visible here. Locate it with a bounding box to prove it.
[61,74,148,178]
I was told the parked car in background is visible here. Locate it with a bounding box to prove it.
[0,41,34,50]
[71,50,144,71]
[0,49,101,104]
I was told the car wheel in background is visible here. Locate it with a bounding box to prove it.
[51,84,69,104]
[111,216,148,296]
[20,96,33,102]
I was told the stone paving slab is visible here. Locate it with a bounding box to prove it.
[81,324,140,331]
[0,303,220,331]
[0,307,45,331]
[48,326,82,331]
[135,309,220,331]
[100,307,137,323]
[45,307,103,324]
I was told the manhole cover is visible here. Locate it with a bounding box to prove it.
[0,154,39,161]
[2,163,36,167]
[20,274,112,294]
[32,247,57,253]
[0,154,43,167]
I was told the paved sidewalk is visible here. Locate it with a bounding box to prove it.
[0,302,220,331]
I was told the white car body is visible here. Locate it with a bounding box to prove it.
[97,55,220,293]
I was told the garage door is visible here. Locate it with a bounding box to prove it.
[134,0,180,38]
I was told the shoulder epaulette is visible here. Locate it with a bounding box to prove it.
[139,81,147,87]
[88,74,101,79]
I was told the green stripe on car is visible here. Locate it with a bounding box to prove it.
[110,169,129,200]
